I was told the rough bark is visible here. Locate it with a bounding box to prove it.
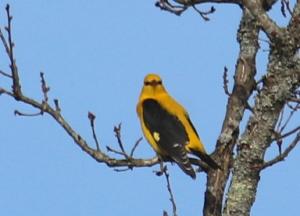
[223,49,300,216]
[203,8,259,216]
[223,5,300,215]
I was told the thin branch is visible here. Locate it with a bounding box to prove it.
[155,0,238,17]
[113,167,132,172]
[155,0,188,16]
[0,87,14,97]
[280,0,293,17]
[4,4,21,97]
[274,95,300,154]
[53,99,61,112]
[192,5,215,21]
[88,111,101,151]
[14,110,42,117]
[245,102,254,113]
[279,103,298,133]
[130,137,143,157]
[276,107,285,132]
[262,131,300,169]
[0,70,12,78]
[163,166,178,216]
[106,146,127,157]
[277,125,300,140]
[0,27,10,56]
[114,123,130,160]
[40,72,50,102]
[223,66,231,96]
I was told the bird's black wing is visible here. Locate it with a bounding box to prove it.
[185,114,220,169]
[142,99,195,178]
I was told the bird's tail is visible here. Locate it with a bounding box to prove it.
[168,153,196,179]
[176,160,196,179]
[192,150,221,170]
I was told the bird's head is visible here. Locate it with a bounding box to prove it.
[144,73,162,86]
[142,73,166,96]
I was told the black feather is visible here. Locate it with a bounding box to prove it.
[142,99,196,179]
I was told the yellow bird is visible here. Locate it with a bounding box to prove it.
[136,73,219,179]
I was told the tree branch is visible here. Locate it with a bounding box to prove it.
[262,131,300,169]
[88,111,101,151]
[163,166,178,216]
[0,4,211,175]
[287,1,300,47]
[223,66,231,96]
[223,15,300,216]
[280,0,293,17]
[4,4,21,98]
[0,70,12,78]
[155,0,240,17]
[242,0,284,41]
[204,8,259,216]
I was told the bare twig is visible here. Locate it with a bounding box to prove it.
[53,99,61,112]
[279,103,298,133]
[274,101,300,154]
[0,27,9,56]
[0,70,12,78]
[192,5,215,21]
[40,72,50,102]
[276,107,285,132]
[155,0,188,16]
[280,0,293,17]
[163,166,178,216]
[113,167,131,172]
[272,131,283,154]
[262,131,300,169]
[14,110,42,117]
[130,137,143,157]
[0,87,14,97]
[155,0,217,19]
[223,66,230,96]
[88,112,101,151]
[5,4,21,98]
[106,146,127,156]
[114,123,130,160]
[277,125,300,140]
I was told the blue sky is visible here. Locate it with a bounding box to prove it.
[0,1,299,215]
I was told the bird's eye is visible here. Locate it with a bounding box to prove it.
[144,80,162,86]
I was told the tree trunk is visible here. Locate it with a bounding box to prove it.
[203,8,259,216]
